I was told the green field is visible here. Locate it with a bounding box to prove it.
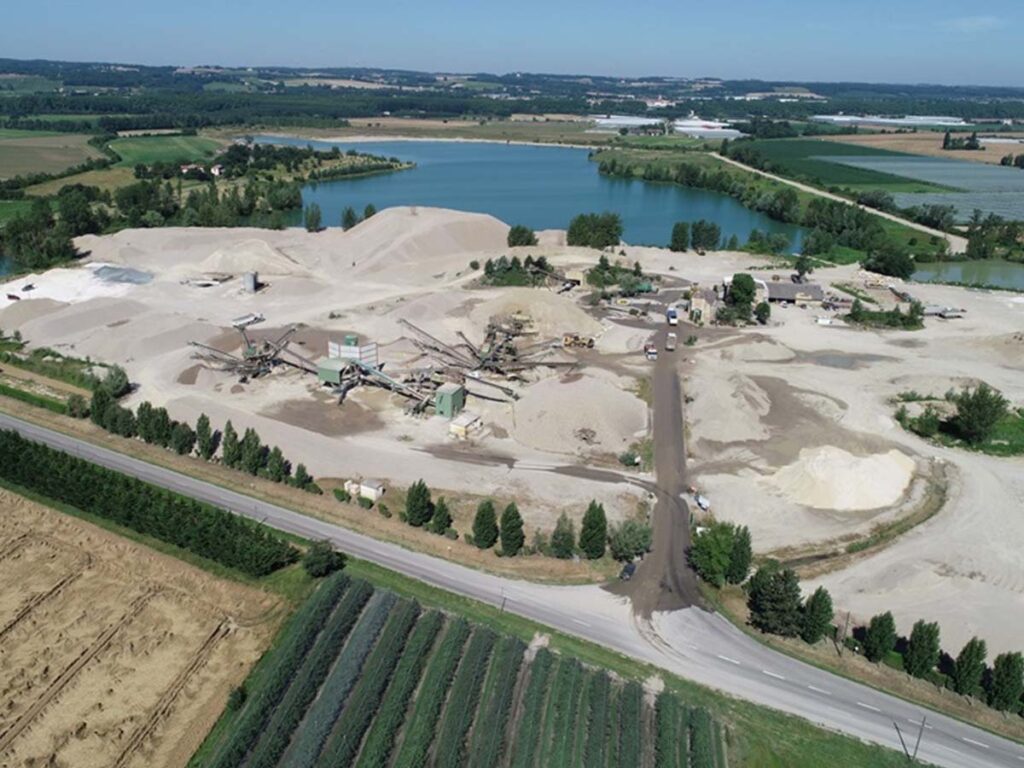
[741,139,954,192]
[0,131,102,178]
[192,573,720,768]
[0,199,34,225]
[0,75,61,94]
[108,134,223,166]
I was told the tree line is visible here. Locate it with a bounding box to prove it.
[0,428,297,576]
[690,520,1024,715]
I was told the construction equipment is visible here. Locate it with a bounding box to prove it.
[562,333,595,349]
[189,316,317,379]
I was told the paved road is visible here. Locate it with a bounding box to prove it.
[712,152,969,254]
[3,412,1022,768]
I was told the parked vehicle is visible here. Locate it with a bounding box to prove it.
[665,332,677,351]
[644,342,658,361]
[666,306,678,326]
[619,562,637,581]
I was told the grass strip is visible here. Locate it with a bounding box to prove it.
[0,381,67,413]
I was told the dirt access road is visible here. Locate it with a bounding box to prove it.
[615,302,703,615]
[711,153,969,254]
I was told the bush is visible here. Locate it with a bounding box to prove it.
[952,383,1009,445]
[608,519,652,561]
[357,495,374,509]
[567,212,623,249]
[302,539,346,577]
[333,487,352,503]
[507,224,538,247]
[378,502,392,518]
[550,512,576,559]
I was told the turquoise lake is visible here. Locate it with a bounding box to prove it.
[256,136,806,249]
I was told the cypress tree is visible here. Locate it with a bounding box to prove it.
[472,499,498,549]
[500,502,525,556]
[240,428,264,475]
[90,388,112,427]
[136,401,154,441]
[221,420,240,467]
[405,479,433,527]
[551,512,576,559]
[905,620,941,678]
[342,206,359,230]
[988,652,1024,711]
[196,413,217,460]
[726,525,752,584]
[863,612,897,663]
[747,564,802,637]
[579,500,608,560]
[800,586,834,644]
[293,463,313,490]
[951,637,987,696]
[266,446,286,482]
[429,496,452,535]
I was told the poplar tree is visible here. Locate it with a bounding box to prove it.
[952,637,987,696]
[472,499,498,549]
[579,500,608,560]
[405,479,433,527]
[500,502,525,556]
[221,420,240,467]
[988,652,1024,711]
[905,620,941,678]
[800,587,834,644]
[863,612,897,662]
[726,525,752,584]
[551,513,576,559]
[429,496,452,535]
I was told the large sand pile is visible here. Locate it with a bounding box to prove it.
[337,207,508,284]
[199,238,308,276]
[470,288,603,338]
[766,446,915,511]
[512,373,646,454]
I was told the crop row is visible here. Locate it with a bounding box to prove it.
[465,635,526,768]
[654,691,682,768]
[315,599,421,767]
[352,611,444,768]
[545,659,584,766]
[617,680,643,768]
[432,627,498,768]
[279,590,397,767]
[207,573,349,768]
[689,708,716,768]
[245,579,373,768]
[392,618,472,766]
[604,682,621,768]
[583,671,610,768]
[508,648,554,768]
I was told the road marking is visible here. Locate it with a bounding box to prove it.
[716,654,741,665]
[961,737,989,749]
[807,685,830,695]
[572,618,591,627]
[761,670,785,680]
[905,719,933,730]
[856,702,881,712]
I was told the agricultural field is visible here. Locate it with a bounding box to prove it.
[194,573,721,768]
[741,139,953,193]
[0,488,283,768]
[0,74,61,93]
[109,134,225,167]
[0,130,102,178]
[822,131,1024,165]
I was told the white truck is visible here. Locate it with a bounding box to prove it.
[644,342,658,361]
[665,332,677,351]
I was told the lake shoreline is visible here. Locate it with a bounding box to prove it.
[254,131,601,152]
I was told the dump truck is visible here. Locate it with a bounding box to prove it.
[665,332,677,351]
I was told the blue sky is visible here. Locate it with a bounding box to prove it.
[2,0,1020,86]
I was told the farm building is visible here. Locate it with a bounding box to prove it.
[343,479,387,502]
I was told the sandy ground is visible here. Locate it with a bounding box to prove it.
[823,131,1024,165]
[0,208,648,527]
[0,490,280,768]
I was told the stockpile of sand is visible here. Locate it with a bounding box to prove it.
[766,446,915,511]
[512,374,646,454]
[337,207,509,284]
[470,288,603,338]
[199,238,308,276]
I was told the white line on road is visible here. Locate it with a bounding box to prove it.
[762,670,786,680]
[807,685,830,695]
[961,737,990,749]
[572,618,591,627]
[856,702,881,712]
[716,654,741,665]
[906,719,933,730]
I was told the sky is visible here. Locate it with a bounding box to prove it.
[2,0,1021,86]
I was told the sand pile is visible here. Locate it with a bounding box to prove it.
[470,288,602,338]
[767,446,915,511]
[0,266,135,311]
[199,238,308,276]
[512,374,646,454]
[336,207,508,284]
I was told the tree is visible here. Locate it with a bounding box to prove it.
[747,563,802,637]
[89,388,112,427]
[904,620,941,678]
[363,203,377,219]
[472,499,499,549]
[689,521,736,587]
[239,427,264,475]
[579,501,608,559]
[265,446,287,482]
[196,413,219,460]
[67,393,88,418]
[566,212,623,249]
[669,222,690,252]
[729,273,756,314]
[405,479,433,527]
[221,420,240,468]
[794,254,814,280]
[550,512,576,559]
[304,203,322,232]
[863,612,897,662]
[608,520,652,562]
[988,652,1024,711]
[862,244,914,279]
[951,637,987,696]
[800,587,834,644]
[500,502,525,556]
[690,220,722,251]
[726,526,752,584]
[342,206,359,230]
[302,540,346,577]
[100,365,131,397]
[428,496,452,535]
[754,301,771,325]
[952,383,1009,445]
[292,463,315,491]
[507,224,538,247]
[170,421,196,456]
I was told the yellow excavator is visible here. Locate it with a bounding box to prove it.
[562,333,595,349]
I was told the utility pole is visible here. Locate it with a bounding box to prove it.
[836,610,852,657]
[893,722,911,762]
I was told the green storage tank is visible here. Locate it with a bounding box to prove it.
[434,383,466,419]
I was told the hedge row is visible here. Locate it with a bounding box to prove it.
[208,574,349,768]
[509,648,555,768]
[433,628,498,768]
[466,636,527,768]
[583,671,611,767]
[618,681,644,768]
[0,381,68,414]
[0,429,297,576]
